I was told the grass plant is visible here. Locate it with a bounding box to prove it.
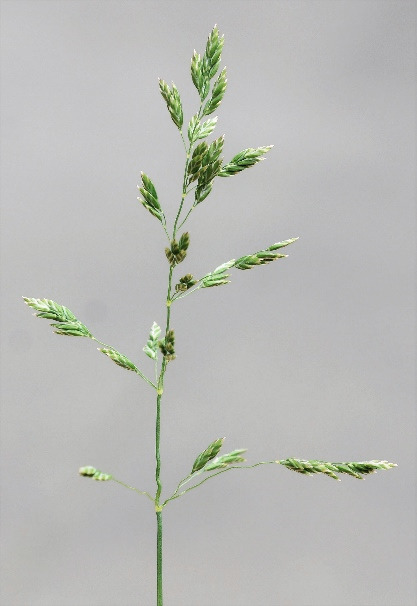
[23,26,396,606]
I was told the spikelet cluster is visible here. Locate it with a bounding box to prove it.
[98,347,138,372]
[159,330,176,361]
[191,437,225,473]
[219,146,273,177]
[23,298,92,338]
[158,79,183,129]
[79,466,112,481]
[165,232,190,266]
[191,25,225,102]
[137,173,165,224]
[279,458,397,481]
[175,274,197,293]
[143,322,162,360]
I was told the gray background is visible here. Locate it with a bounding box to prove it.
[1,1,415,605]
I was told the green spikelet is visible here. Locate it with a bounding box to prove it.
[192,438,225,473]
[202,25,224,81]
[143,322,161,360]
[187,115,218,144]
[98,347,138,372]
[191,50,208,99]
[137,173,165,224]
[191,26,224,101]
[187,142,209,184]
[219,146,273,177]
[202,68,227,116]
[202,260,234,288]
[194,136,224,205]
[159,79,183,129]
[233,239,298,270]
[204,449,247,471]
[278,458,397,481]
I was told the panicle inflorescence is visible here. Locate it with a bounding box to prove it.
[22,25,397,559]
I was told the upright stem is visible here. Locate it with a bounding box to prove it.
[156,510,163,606]
[154,266,173,606]
[154,118,197,604]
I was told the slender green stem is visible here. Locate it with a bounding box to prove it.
[154,104,204,603]
[171,282,203,303]
[179,131,188,152]
[111,478,155,502]
[173,104,203,236]
[154,248,173,606]
[163,472,196,504]
[163,462,277,505]
[177,206,194,230]
[156,510,163,606]
[162,223,171,242]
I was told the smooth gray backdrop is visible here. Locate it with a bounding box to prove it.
[1,1,415,605]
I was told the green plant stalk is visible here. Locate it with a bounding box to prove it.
[154,268,172,606]
[153,112,197,603]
